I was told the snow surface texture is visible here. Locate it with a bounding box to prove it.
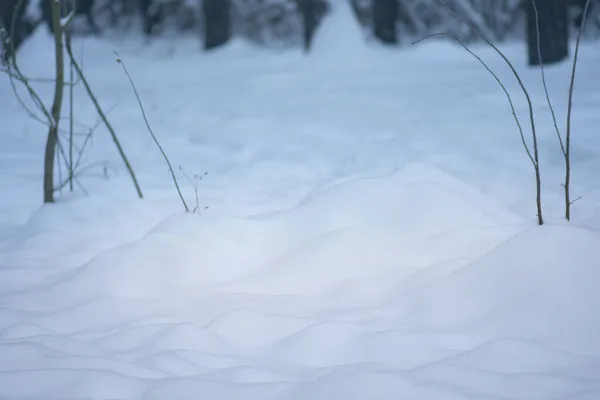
[2,3,600,399]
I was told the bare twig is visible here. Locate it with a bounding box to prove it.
[65,46,144,199]
[60,107,115,188]
[55,132,71,175]
[2,0,127,203]
[73,121,102,170]
[67,32,75,192]
[436,1,540,166]
[532,2,564,155]
[6,70,49,125]
[5,0,53,125]
[564,0,591,221]
[57,137,63,196]
[414,33,542,225]
[180,167,207,213]
[418,0,544,225]
[414,33,533,165]
[55,161,114,192]
[115,52,188,212]
[0,66,80,85]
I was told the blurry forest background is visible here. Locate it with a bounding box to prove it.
[1,0,598,65]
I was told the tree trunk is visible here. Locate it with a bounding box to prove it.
[203,0,231,50]
[1,0,36,64]
[373,0,398,44]
[44,0,65,203]
[297,0,318,52]
[526,0,569,66]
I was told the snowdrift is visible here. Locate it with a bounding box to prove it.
[1,163,599,399]
[3,12,600,398]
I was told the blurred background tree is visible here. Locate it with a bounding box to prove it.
[1,0,598,63]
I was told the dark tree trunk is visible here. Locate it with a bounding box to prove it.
[1,0,36,64]
[140,0,164,36]
[526,0,569,66]
[203,0,231,50]
[373,0,398,44]
[297,0,318,52]
[572,0,594,28]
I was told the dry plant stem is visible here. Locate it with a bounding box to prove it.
[65,46,144,199]
[180,167,200,212]
[57,136,63,195]
[3,60,78,126]
[115,53,189,212]
[4,0,87,202]
[55,135,68,169]
[428,0,543,225]
[532,2,564,154]
[67,33,75,192]
[55,161,110,192]
[56,111,111,190]
[73,121,102,170]
[7,0,53,125]
[564,0,591,221]
[414,34,533,164]
[67,105,117,172]
[1,67,79,85]
[44,0,66,203]
[6,63,49,125]
[414,33,542,225]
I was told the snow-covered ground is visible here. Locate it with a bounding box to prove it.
[2,3,600,399]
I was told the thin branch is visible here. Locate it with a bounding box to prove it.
[56,132,71,171]
[65,46,144,199]
[532,2,564,155]
[74,174,88,196]
[180,167,202,213]
[414,33,533,164]
[115,52,188,212]
[5,0,53,124]
[4,53,49,125]
[0,67,80,86]
[564,0,591,221]
[436,0,540,167]
[55,161,115,192]
[435,0,543,226]
[57,137,63,196]
[67,32,75,192]
[72,121,102,173]
[416,2,545,225]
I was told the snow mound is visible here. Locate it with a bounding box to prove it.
[3,21,600,399]
[3,162,599,399]
[3,153,600,399]
[385,224,600,354]
[3,163,524,305]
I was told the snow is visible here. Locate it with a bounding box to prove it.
[2,6,600,400]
